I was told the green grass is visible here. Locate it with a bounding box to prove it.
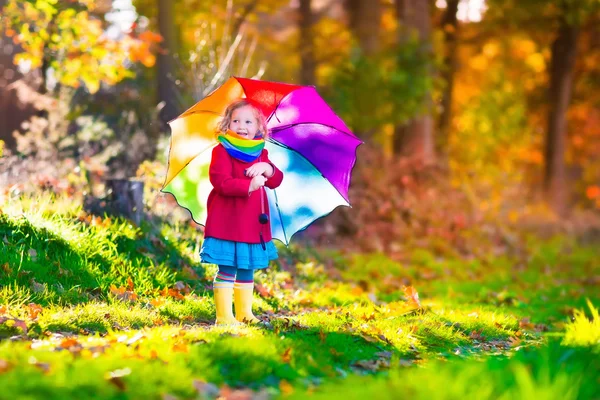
[0,193,599,399]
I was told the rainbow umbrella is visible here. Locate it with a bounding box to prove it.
[162,77,362,245]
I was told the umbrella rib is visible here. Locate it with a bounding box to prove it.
[271,188,289,245]
[176,109,223,120]
[270,121,360,140]
[162,143,218,189]
[160,186,206,227]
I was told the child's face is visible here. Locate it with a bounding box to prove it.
[229,105,260,139]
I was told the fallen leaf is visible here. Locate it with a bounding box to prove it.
[1,317,28,334]
[375,351,393,359]
[282,347,293,363]
[27,303,43,320]
[329,348,344,357]
[402,285,422,308]
[352,358,390,372]
[150,298,165,307]
[106,367,131,391]
[126,332,145,346]
[318,330,327,343]
[30,279,46,293]
[162,287,184,300]
[360,313,376,322]
[359,333,379,343]
[279,380,294,395]
[107,376,126,391]
[28,357,50,373]
[110,285,138,302]
[0,359,11,374]
[519,317,535,330]
[469,330,485,341]
[255,283,272,298]
[174,281,191,294]
[59,338,80,349]
[398,359,414,367]
[181,266,200,280]
[172,342,188,353]
[1,263,11,275]
[509,336,521,347]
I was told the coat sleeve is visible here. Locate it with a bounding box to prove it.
[209,145,252,197]
[263,149,284,189]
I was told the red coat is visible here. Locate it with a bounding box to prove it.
[204,144,284,243]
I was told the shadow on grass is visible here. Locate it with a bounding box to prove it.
[198,325,400,390]
[0,214,205,306]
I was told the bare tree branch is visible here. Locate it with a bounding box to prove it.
[231,0,259,38]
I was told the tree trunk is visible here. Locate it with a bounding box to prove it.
[107,179,145,225]
[345,0,381,56]
[298,0,316,85]
[437,0,459,161]
[157,0,178,123]
[394,0,435,164]
[544,20,579,216]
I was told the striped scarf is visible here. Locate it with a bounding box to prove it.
[217,130,265,162]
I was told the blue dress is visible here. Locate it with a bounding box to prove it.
[200,237,278,270]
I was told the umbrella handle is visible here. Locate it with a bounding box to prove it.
[258,155,269,250]
[259,186,269,224]
[260,232,266,250]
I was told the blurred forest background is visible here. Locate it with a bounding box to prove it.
[1,0,599,254]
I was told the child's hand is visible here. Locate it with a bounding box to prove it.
[245,162,274,178]
[249,175,267,193]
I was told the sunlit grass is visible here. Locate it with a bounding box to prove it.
[0,192,599,398]
[563,300,600,348]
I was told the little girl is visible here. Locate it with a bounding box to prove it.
[200,99,283,325]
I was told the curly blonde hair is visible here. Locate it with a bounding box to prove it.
[217,99,269,139]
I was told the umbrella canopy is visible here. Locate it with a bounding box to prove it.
[162,76,362,245]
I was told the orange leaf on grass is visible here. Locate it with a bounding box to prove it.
[110,285,138,302]
[27,303,43,320]
[280,380,294,395]
[167,288,185,300]
[402,285,422,308]
[360,333,379,343]
[150,298,165,307]
[469,330,485,341]
[1,263,11,275]
[509,336,522,347]
[282,347,293,363]
[126,277,134,292]
[519,317,535,330]
[172,342,188,353]
[318,330,327,343]
[0,359,11,374]
[255,283,272,298]
[60,338,80,349]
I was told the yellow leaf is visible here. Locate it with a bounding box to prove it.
[81,73,100,94]
[279,380,294,395]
